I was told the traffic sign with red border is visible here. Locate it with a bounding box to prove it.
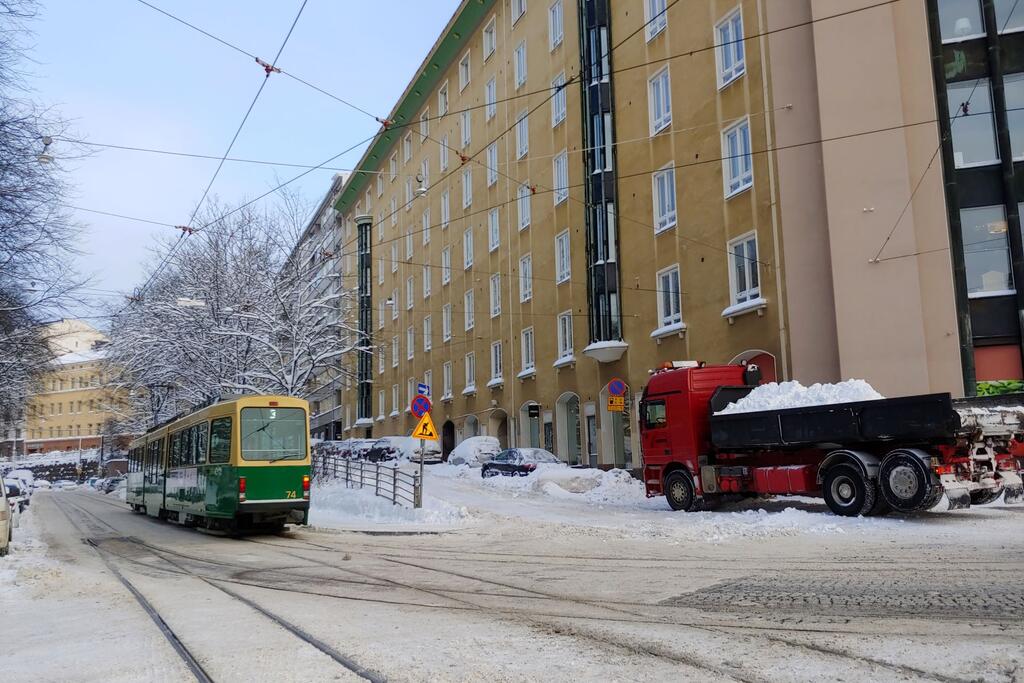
[607,377,627,397]
[411,394,432,418]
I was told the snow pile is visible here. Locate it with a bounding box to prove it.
[1,448,100,470]
[310,481,470,528]
[447,436,500,466]
[483,466,652,507]
[716,379,883,415]
[646,506,894,543]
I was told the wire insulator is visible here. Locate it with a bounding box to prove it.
[175,225,196,235]
[255,57,281,76]
[377,118,393,129]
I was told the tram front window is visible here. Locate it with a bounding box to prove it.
[240,407,307,461]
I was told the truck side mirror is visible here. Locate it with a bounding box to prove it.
[743,363,762,386]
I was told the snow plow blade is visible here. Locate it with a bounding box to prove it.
[1005,484,1023,504]
[945,488,971,510]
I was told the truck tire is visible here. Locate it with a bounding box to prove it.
[879,451,942,512]
[664,470,699,512]
[822,464,876,517]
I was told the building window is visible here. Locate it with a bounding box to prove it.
[555,230,570,283]
[962,205,1013,295]
[551,72,566,126]
[652,165,677,233]
[489,273,502,317]
[518,184,532,229]
[441,189,450,228]
[378,258,385,285]
[491,341,503,381]
[423,264,431,298]
[377,174,384,197]
[392,384,399,414]
[464,227,474,268]
[462,168,473,207]
[465,352,476,391]
[459,51,471,91]
[390,197,397,226]
[403,133,412,163]
[419,109,429,142]
[443,303,453,341]
[557,311,573,359]
[390,154,397,181]
[947,79,999,168]
[715,8,745,87]
[407,326,415,359]
[516,111,529,159]
[588,26,610,82]
[656,265,682,327]
[379,347,385,374]
[378,301,385,330]
[405,229,413,259]
[483,16,497,59]
[722,118,753,196]
[405,178,414,208]
[521,327,536,372]
[553,151,568,204]
[438,81,449,115]
[996,0,1024,33]
[406,276,414,310]
[465,289,475,330]
[378,390,386,417]
[461,110,472,148]
[549,0,563,49]
[592,112,613,172]
[519,253,532,301]
[423,316,432,351]
[514,41,527,88]
[512,0,526,25]
[391,244,398,272]
[646,0,668,40]
[728,232,760,305]
[485,77,497,120]
[392,336,399,367]
[440,134,449,170]
[487,143,499,186]
[419,158,429,190]
[1006,74,1024,159]
[443,361,453,398]
[938,1,984,41]
[408,378,417,404]
[422,207,431,245]
[649,67,672,133]
[391,288,399,320]
[442,247,452,284]
[488,208,500,251]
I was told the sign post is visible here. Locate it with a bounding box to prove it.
[606,377,627,413]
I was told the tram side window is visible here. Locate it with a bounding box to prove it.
[195,423,209,465]
[209,417,231,464]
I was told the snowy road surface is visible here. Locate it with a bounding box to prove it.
[1,488,1022,682]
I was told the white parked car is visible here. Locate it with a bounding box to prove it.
[0,480,12,556]
[3,479,27,513]
[447,436,502,467]
[33,480,51,490]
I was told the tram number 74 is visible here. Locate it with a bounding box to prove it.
[285,490,297,499]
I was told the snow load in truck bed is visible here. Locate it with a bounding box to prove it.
[716,380,884,415]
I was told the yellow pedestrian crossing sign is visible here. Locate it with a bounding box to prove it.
[411,412,439,441]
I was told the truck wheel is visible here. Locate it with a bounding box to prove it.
[822,464,875,517]
[879,451,942,512]
[664,471,699,512]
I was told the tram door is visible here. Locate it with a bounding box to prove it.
[144,438,165,518]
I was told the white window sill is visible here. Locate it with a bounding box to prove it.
[376,415,385,423]
[441,393,454,403]
[405,408,412,415]
[490,312,500,319]
[724,182,753,200]
[717,68,745,91]
[941,33,987,44]
[655,221,676,235]
[969,288,1016,299]
[462,385,477,396]
[650,321,687,340]
[486,377,504,389]
[721,297,767,322]
[443,336,452,343]
[646,24,666,43]
[516,368,537,380]
[651,120,671,136]
[553,355,576,369]
[354,418,374,428]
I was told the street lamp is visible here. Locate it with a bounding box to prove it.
[38,136,53,164]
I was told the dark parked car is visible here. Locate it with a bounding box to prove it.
[480,448,564,478]
[101,476,125,493]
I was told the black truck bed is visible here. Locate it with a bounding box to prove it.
[709,389,961,450]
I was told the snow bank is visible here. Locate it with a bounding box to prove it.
[447,436,500,466]
[716,379,883,415]
[1,448,100,471]
[310,481,469,528]
[482,466,654,508]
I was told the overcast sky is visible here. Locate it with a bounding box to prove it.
[29,0,460,319]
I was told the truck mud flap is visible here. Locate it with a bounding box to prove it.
[945,488,971,510]
[1000,471,1024,504]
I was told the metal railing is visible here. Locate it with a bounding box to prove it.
[312,452,422,508]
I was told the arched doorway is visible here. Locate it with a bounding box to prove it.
[555,393,582,465]
[599,383,632,469]
[441,420,455,460]
[519,401,540,447]
[464,414,480,438]
[488,409,509,448]
[729,349,778,382]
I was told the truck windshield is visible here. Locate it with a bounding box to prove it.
[240,407,307,462]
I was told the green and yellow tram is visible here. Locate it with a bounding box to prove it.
[126,395,311,532]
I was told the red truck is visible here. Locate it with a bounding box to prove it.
[639,362,1024,516]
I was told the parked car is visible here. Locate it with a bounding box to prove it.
[366,436,443,463]
[87,477,99,488]
[53,479,77,490]
[3,480,27,513]
[481,448,564,478]
[101,477,124,493]
[447,436,501,467]
[93,477,109,491]
[33,480,51,490]
[1,481,12,556]
[8,469,34,493]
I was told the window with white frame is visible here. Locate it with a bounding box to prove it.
[405,178,413,208]
[440,134,449,170]
[488,208,500,251]
[483,16,496,59]
[553,151,568,204]
[518,184,532,229]
[656,264,682,327]
[464,289,475,330]
[378,300,385,329]
[485,78,497,120]
[588,26,610,82]
[947,79,999,168]
[519,253,532,301]
[422,207,431,245]
[461,110,471,148]
[459,51,471,91]
[407,326,415,359]
[489,274,501,317]
[406,276,414,310]
[423,264,431,297]
[652,165,677,233]
[377,212,384,241]
[423,316,432,351]
[722,118,753,196]
[514,42,527,88]
[557,311,573,359]
[390,153,397,181]
[443,361,453,398]
[462,168,473,207]
[649,67,672,133]
[379,348,385,374]
[490,341,503,381]
[715,8,745,87]
[551,73,566,126]
[442,247,451,284]
[463,227,474,268]
[390,197,397,226]
[465,352,476,390]
[512,0,526,24]
[516,111,529,158]
[391,243,398,272]
[378,258,384,285]
[591,112,613,171]
[443,303,452,341]
[728,232,760,305]
[438,81,449,115]
[441,189,450,228]
[423,369,432,396]
[646,0,668,40]
[392,336,399,367]
[419,157,429,189]
[378,389,385,416]
[549,0,563,49]
[392,384,399,413]
[521,327,535,372]
[391,288,399,320]
[408,378,416,403]
[377,174,384,197]
[555,230,570,283]
[419,110,429,141]
[403,133,412,163]
[487,143,498,186]
[405,229,413,258]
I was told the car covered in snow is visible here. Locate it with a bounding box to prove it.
[33,480,51,490]
[447,436,501,467]
[3,480,28,513]
[0,480,12,556]
[8,469,34,492]
[101,477,124,493]
[480,448,564,478]
[53,479,77,490]
[366,436,442,464]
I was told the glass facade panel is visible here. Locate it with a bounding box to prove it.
[947,79,999,167]
[961,205,1012,294]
